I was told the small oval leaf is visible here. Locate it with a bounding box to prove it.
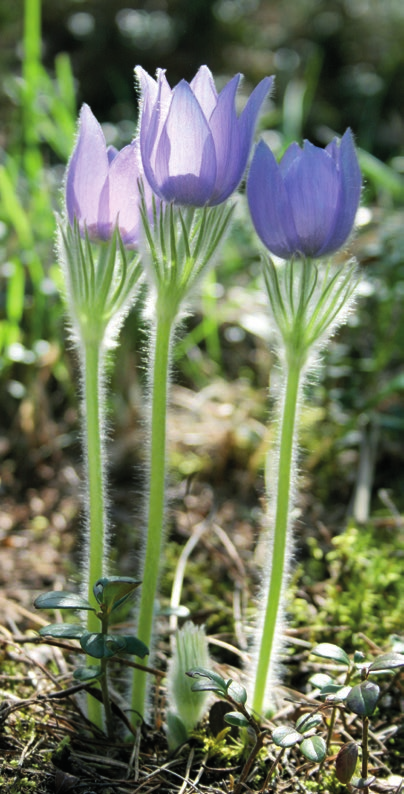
[191,680,223,693]
[368,652,404,673]
[346,682,380,716]
[272,726,303,748]
[93,577,142,612]
[73,665,102,681]
[351,776,376,789]
[311,643,350,666]
[336,742,359,784]
[227,681,247,705]
[34,592,95,611]
[320,684,352,702]
[300,735,327,762]
[121,635,149,658]
[187,668,227,692]
[295,712,323,733]
[224,712,250,729]
[80,632,127,659]
[309,673,333,689]
[39,623,86,639]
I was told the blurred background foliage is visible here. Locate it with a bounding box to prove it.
[1,0,404,535]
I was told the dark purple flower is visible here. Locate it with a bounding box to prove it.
[66,104,148,247]
[247,130,362,259]
[135,65,273,207]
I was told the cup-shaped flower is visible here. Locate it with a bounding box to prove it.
[247,129,361,259]
[135,65,273,207]
[66,104,148,247]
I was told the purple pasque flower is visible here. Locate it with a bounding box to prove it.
[66,104,148,247]
[247,129,361,259]
[135,65,273,207]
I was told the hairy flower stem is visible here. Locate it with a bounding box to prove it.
[82,338,107,729]
[252,356,302,717]
[131,309,174,721]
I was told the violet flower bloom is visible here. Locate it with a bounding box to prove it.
[66,104,147,247]
[135,65,273,207]
[247,129,361,259]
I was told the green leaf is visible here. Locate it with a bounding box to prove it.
[368,652,404,673]
[34,592,95,611]
[224,712,250,729]
[166,712,188,751]
[311,643,350,666]
[39,623,86,639]
[309,673,333,689]
[346,682,380,716]
[335,742,359,784]
[191,680,225,694]
[351,776,376,789]
[121,635,149,658]
[319,684,352,702]
[73,665,102,682]
[226,681,247,705]
[187,668,227,692]
[353,651,366,664]
[300,735,327,762]
[93,577,142,612]
[389,636,404,655]
[272,726,303,748]
[79,632,127,659]
[295,713,323,733]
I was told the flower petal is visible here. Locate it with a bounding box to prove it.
[238,76,274,170]
[318,129,361,255]
[107,140,143,246]
[154,80,217,205]
[284,141,339,256]
[65,104,109,230]
[247,140,299,258]
[137,68,172,198]
[190,65,218,120]
[208,74,243,204]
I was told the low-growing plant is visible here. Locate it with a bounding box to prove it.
[187,665,327,793]
[309,642,404,790]
[187,641,404,792]
[34,576,149,738]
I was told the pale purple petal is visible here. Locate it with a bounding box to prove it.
[279,141,302,175]
[139,69,172,197]
[284,141,339,256]
[66,104,109,229]
[107,145,119,164]
[318,129,362,255]
[190,65,218,120]
[135,65,159,130]
[154,81,217,205]
[107,140,143,246]
[247,141,300,258]
[208,74,242,204]
[237,76,274,170]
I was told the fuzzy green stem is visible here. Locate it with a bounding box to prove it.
[131,309,174,722]
[82,338,107,729]
[252,357,303,717]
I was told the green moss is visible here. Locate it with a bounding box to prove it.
[289,519,404,650]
